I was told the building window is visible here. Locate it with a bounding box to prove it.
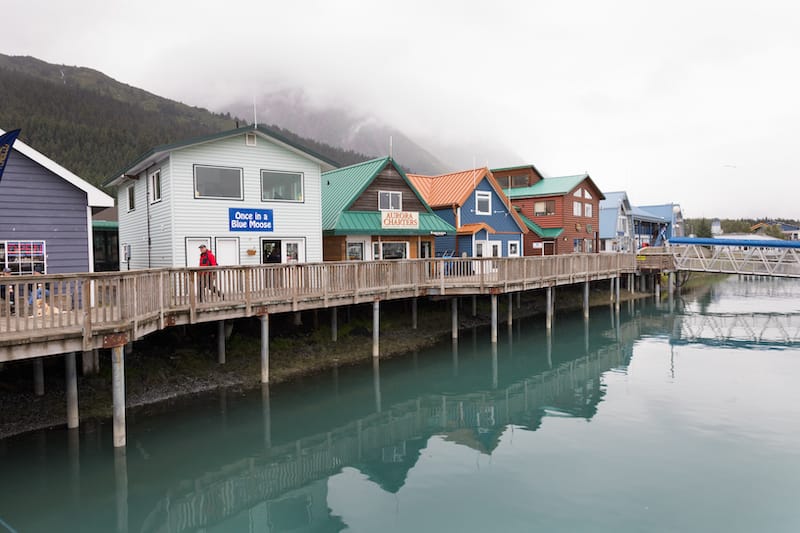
[584,203,592,218]
[150,169,162,203]
[262,170,303,202]
[476,191,491,215]
[373,241,407,259]
[585,239,594,252]
[573,239,583,252]
[347,242,364,261]
[0,240,47,275]
[379,191,402,211]
[508,241,520,256]
[245,132,257,146]
[127,186,135,211]
[584,190,593,200]
[573,201,582,217]
[573,188,583,197]
[194,165,243,200]
[534,200,555,216]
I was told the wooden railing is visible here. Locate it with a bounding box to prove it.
[0,254,636,358]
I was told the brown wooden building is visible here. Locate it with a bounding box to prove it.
[493,166,604,255]
[321,157,455,261]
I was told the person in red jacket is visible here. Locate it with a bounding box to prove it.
[198,244,218,301]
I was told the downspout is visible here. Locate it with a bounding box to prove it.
[145,165,153,269]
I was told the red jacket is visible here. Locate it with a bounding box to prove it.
[200,250,217,267]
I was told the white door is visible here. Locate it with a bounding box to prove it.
[185,237,211,267]
[283,239,305,263]
[215,237,240,266]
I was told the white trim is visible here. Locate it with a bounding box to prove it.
[149,168,162,204]
[86,206,96,273]
[378,190,402,211]
[1,128,114,208]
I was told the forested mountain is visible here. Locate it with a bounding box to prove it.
[0,54,373,187]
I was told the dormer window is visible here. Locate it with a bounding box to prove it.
[379,191,402,211]
[476,191,491,215]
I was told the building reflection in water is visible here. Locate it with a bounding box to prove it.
[0,307,648,533]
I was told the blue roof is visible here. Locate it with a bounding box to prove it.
[631,206,665,223]
[638,203,679,223]
[599,191,629,210]
[598,207,618,239]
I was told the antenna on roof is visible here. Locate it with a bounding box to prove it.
[389,135,393,159]
[253,96,258,128]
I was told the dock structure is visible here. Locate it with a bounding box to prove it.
[0,253,636,447]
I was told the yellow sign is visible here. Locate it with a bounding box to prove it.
[381,211,419,229]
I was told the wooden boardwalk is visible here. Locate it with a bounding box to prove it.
[1,254,636,361]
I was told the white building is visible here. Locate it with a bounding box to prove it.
[106,126,337,269]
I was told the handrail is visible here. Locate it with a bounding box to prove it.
[0,254,637,348]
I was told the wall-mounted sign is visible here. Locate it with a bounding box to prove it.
[532,242,544,249]
[229,208,274,232]
[381,211,419,229]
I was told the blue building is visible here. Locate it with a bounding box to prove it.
[407,168,527,258]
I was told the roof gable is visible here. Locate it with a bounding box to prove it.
[105,124,339,186]
[321,157,435,232]
[408,168,528,234]
[2,128,113,207]
[504,174,605,201]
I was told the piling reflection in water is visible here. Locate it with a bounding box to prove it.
[0,303,645,533]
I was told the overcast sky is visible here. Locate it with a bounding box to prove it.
[6,0,800,218]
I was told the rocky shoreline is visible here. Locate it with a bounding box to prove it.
[0,286,656,440]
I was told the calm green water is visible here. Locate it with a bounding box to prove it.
[1,277,800,532]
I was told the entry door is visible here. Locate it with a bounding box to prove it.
[283,239,305,263]
[185,237,211,267]
[261,238,306,264]
[215,237,240,266]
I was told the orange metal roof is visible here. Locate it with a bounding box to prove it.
[457,222,496,235]
[407,168,528,234]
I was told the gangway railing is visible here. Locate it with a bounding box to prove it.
[669,237,800,278]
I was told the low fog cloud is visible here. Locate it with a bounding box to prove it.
[5,0,800,218]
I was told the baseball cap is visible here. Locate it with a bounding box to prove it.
[199,244,207,249]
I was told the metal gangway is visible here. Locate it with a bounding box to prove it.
[669,237,800,278]
[671,311,800,348]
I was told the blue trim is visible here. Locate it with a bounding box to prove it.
[670,237,800,249]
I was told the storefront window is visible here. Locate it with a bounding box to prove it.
[0,241,47,275]
[347,242,364,261]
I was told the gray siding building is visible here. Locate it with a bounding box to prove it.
[0,129,114,274]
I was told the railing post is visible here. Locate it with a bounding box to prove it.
[82,279,92,352]
[189,271,197,324]
[245,268,252,315]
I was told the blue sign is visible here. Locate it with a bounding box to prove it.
[229,208,274,232]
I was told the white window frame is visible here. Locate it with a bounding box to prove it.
[584,190,593,199]
[573,188,583,197]
[508,241,520,257]
[127,185,135,212]
[534,200,555,216]
[373,241,408,260]
[261,169,304,202]
[378,191,402,211]
[149,169,162,204]
[475,191,492,215]
[245,132,257,146]
[584,203,592,218]
[194,164,244,200]
[573,201,582,217]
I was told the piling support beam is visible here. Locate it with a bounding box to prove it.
[583,281,590,319]
[655,276,661,299]
[490,294,498,343]
[331,308,338,341]
[546,287,553,330]
[615,276,621,313]
[639,273,645,292]
[260,314,269,383]
[33,358,44,396]
[111,345,126,448]
[372,300,380,358]
[668,272,675,294]
[411,298,418,330]
[472,295,477,317]
[629,273,634,293]
[65,352,79,429]
[81,350,94,376]
[507,293,513,326]
[217,320,226,365]
[451,298,458,340]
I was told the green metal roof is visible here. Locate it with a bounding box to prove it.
[323,211,456,236]
[321,157,440,233]
[92,220,118,230]
[322,158,390,230]
[105,125,340,187]
[503,174,588,199]
[517,213,564,238]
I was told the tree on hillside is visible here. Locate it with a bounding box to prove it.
[686,218,712,238]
